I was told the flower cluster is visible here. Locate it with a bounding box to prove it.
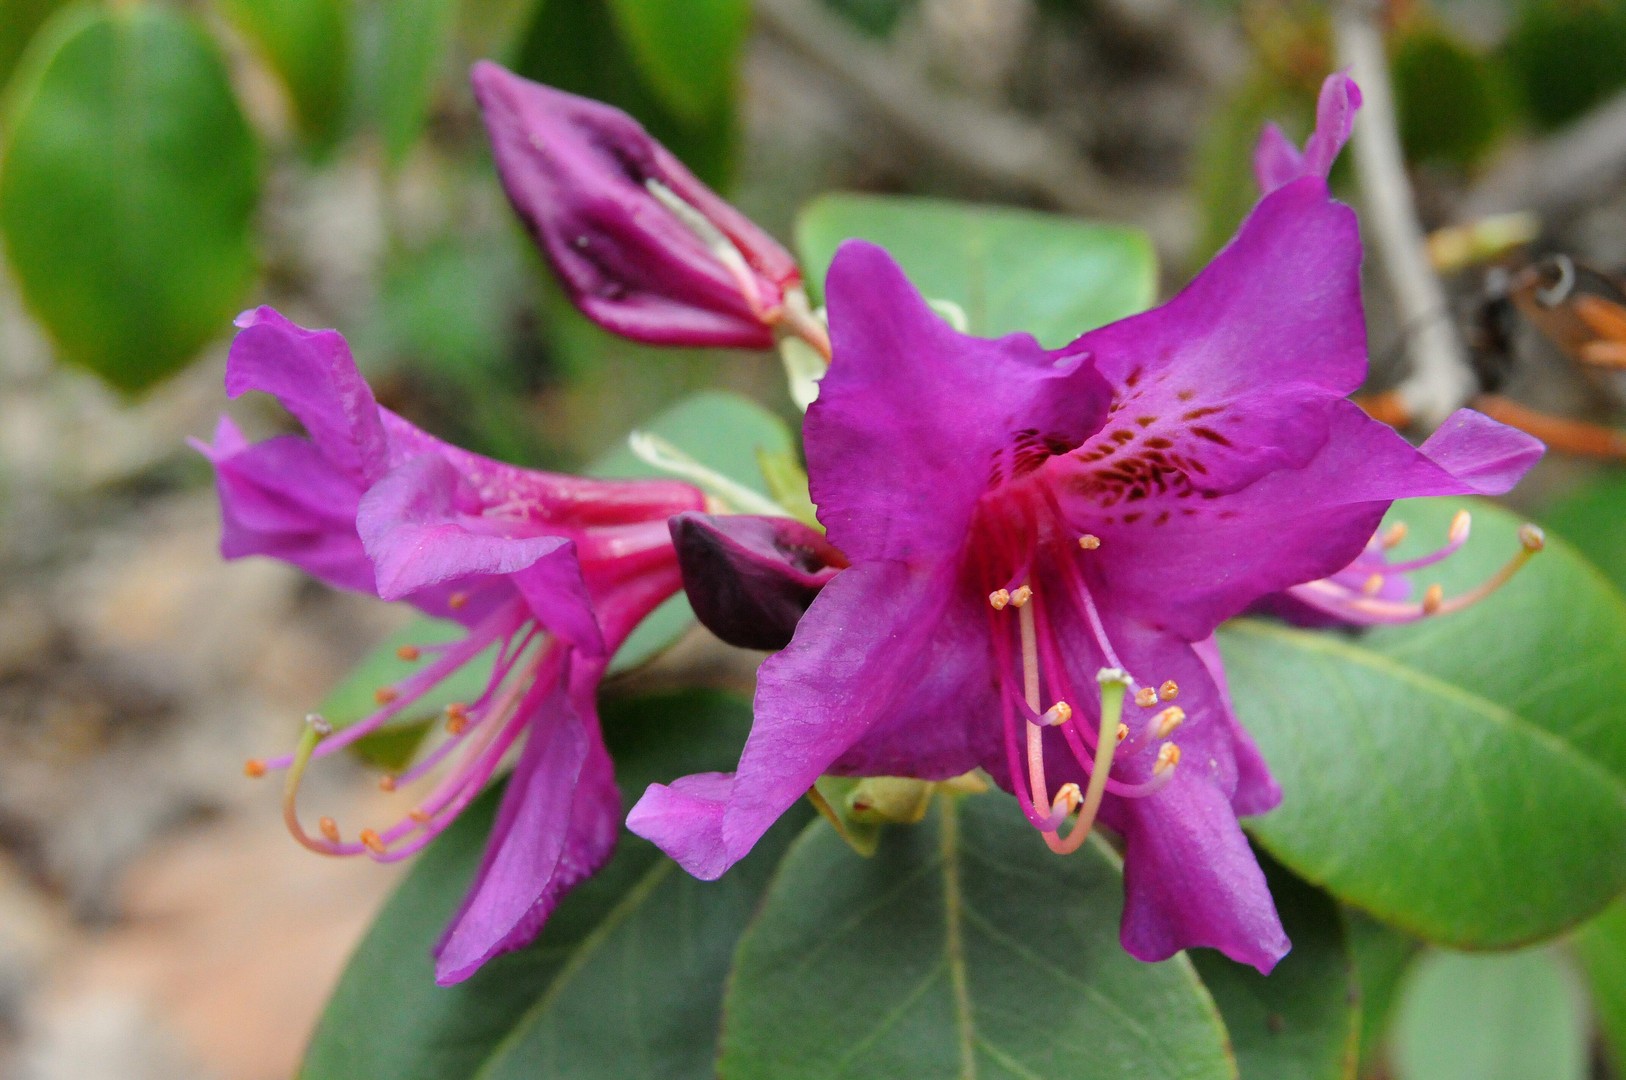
[201,66,1542,982]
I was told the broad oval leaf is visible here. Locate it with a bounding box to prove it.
[302,690,801,1080]
[795,194,1157,346]
[1220,500,1626,947]
[719,794,1237,1080]
[1191,852,1358,1080]
[1387,947,1589,1080]
[216,0,352,149]
[0,0,64,91]
[605,0,749,123]
[0,4,260,393]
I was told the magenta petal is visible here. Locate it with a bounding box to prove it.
[628,559,950,878]
[359,456,570,595]
[1253,122,1305,193]
[1303,72,1362,180]
[1192,636,1280,817]
[1416,408,1545,496]
[1113,770,1290,974]
[226,308,389,485]
[809,241,1111,562]
[433,680,621,984]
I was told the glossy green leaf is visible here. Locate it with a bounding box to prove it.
[1574,900,1626,1072]
[0,0,64,91]
[303,689,794,1080]
[1543,470,1626,593]
[1387,947,1588,1080]
[795,194,1157,346]
[719,794,1236,1080]
[375,0,457,163]
[512,0,735,186]
[606,0,749,123]
[1220,498,1626,948]
[592,389,796,672]
[216,0,352,148]
[0,4,260,393]
[1191,852,1358,1080]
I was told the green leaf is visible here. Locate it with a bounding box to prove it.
[1391,20,1507,168]
[1344,913,1419,1074]
[1504,0,1626,132]
[374,0,457,163]
[1220,497,1626,949]
[1574,900,1626,1072]
[303,689,794,1080]
[0,3,260,393]
[0,0,64,92]
[605,0,749,123]
[215,0,352,148]
[719,794,1237,1080]
[1387,947,1588,1080]
[795,193,1157,346]
[1191,852,1358,1080]
[1543,470,1626,593]
[590,389,796,672]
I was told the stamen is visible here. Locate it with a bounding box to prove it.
[359,829,387,855]
[408,809,431,824]
[1115,722,1128,743]
[1039,701,1073,726]
[448,592,468,610]
[1363,573,1385,595]
[1009,585,1033,608]
[1134,686,1159,708]
[374,687,399,706]
[989,588,1011,610]
[379,775,397,792]
[1051,783,1082,815]
[318,817,340,843]
[1041,670,1129,856]
[1449,509,1472,544]
[306,712,332,736]
[1078,534,1101,550]
[1381,522,1409,549]
[1422,584,1444,614]
[243,759,266,779]
[1158,680,1179,701]
[1154,743,1182,774]
[1151,706,1185,739]
[396,645,421,662]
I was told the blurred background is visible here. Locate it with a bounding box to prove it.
[1,0,1625,1076]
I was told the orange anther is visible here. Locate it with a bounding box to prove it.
[318,817,340,843]
[1422,584,1445,615]
[408,809,432,824]
[359,829,387,855]
[448,592,469,610]
[379,775,397,793]
[396,645,421,662]
[1158,680,1179,702]
[447,714,469,736]
[1115,723,1129,743]
[1134,687,1158,708]
[375,687,399,705]
[1078,534,1101,550]
[243,758,266,779]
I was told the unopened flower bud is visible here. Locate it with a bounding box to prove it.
[471,62,800,350]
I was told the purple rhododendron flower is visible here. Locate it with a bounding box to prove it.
[630,76,1544,973]
[194,308,703,984]
[472,61,806,351]
[1255,70,1363,193]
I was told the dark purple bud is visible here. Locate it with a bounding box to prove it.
[670,512,844,651]
[471,61,801,351]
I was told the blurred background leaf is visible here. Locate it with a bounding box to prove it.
[216,0,354,151]
[0,0,64,92]
[373,0,459,164]
[0,2,261,393]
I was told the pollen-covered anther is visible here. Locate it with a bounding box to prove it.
[408,808,432,824]
[1078,534,1101,550]
[1040,701,1073,726]
[1154,742,1182,775]
[305,712,332,736]
[1519,523,1546,552]
[1158,680,1179,701]
[448,591,469,610]
[1115,722,1129,743]
[318,817,340,843]
[359,828,387,855]
[1422,584,1445,615]
[396,644,421,662]
[379,775,397,793]
[1449,510,1472,545]
[988,588,1011,610]
[1051,783,1083,815]
[447,713,470,736]
[1134,686,1159,708]
[374,687,399,706]
[1362,573,1385,596]
[1151,706,1186,739]
[1381,521,1409,549]
[1009,585,1033,608]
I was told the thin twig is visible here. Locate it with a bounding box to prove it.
[753,0,1186,251]
[1335,2,1478,428]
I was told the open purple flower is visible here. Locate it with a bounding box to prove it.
[1255,70,1362,193]
[195,308,703,984]
[471,61,816,353]
[629,80,1543,972]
